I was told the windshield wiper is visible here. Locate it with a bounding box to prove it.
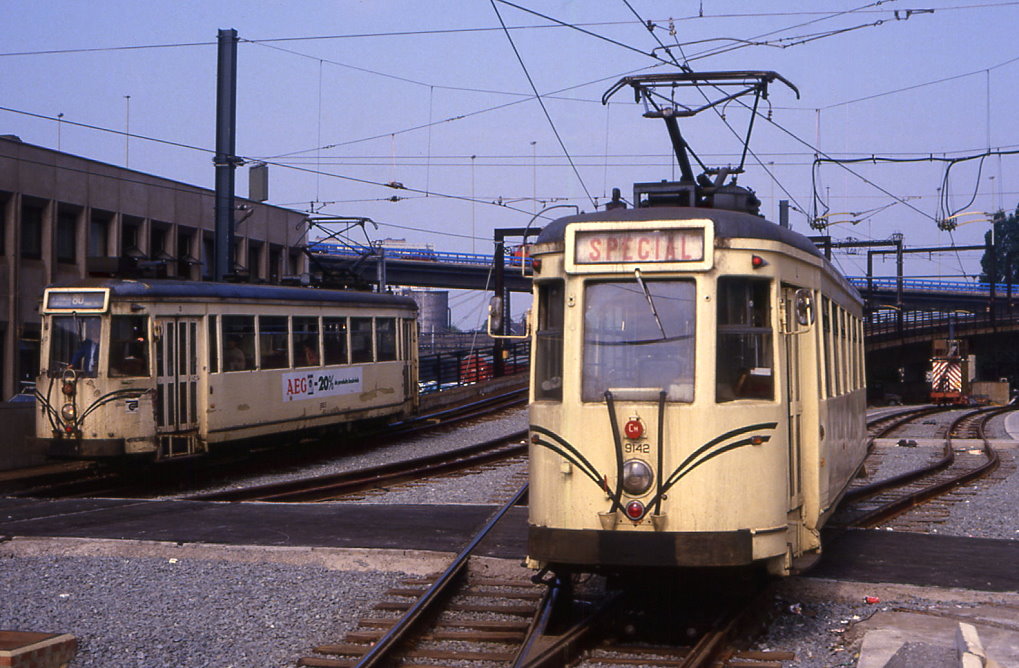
[634,268,667,340]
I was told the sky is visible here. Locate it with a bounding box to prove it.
[2,1,1018,327]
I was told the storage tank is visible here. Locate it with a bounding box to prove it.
[405,289,449,335]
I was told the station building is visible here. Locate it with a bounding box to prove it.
[0,135,309,399]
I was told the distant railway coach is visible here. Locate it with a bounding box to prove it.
[35,280,418,460]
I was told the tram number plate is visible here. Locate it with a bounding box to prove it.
[125,399,139,413]
[282,368,363,401]
[624,442,650,454]
[574,228,704,264]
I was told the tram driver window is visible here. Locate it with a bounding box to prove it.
[716,277,773,402]
[49,315,101,377]
[109,315,150,377]
[534,281,564,401]
[582,279,696,403]
[222,316,256,371]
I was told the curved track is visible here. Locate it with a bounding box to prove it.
[837,405,1012,529]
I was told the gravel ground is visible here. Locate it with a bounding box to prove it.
[0,554,403,667]
[3,405,1018,667]
[164,406,529,499]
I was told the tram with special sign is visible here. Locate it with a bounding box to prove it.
[518,71,868,578]
[34,279,418,461]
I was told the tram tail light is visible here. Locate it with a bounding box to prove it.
[62,382,75,396]
[625,500,645,521]
[752,254,767,269]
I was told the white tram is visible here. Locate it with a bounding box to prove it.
[35,280,418,460]
[524,183,868,576]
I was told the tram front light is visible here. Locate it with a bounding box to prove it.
[60,403,77,422]
[621,459,653,496]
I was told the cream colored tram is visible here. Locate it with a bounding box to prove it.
[35,280,418,461]
[526,189,867,576]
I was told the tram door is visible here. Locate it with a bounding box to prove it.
[155,317,202,458]
[782,286,804,509]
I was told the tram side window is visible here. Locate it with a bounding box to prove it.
[376,318,397,361]
[822,297,832,398]
[323,317,348,365]
[350,317,374,364]
[49,315,101,377]
[293,316,320,367]
[716,277,773,402]
[259,315,289,369]
[222,316,256,371]
[109,315,150,377]
[208,315,218,373]
[534,281,564,401]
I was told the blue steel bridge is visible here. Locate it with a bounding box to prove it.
[307,241,1017,330]
[307,240,1019,402]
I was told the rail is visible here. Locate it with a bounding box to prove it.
[351,483,529,668]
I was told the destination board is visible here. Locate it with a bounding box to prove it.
[574,228,704,264]
[44,290,108,311]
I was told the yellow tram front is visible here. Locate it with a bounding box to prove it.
[36,286,157,458]
[525,208,852,576]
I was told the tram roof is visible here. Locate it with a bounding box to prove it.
[47,279,418,309]
[536,206,825,261]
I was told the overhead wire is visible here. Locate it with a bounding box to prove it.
[489,0,597,208]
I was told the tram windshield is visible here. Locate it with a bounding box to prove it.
[48,315,102,377]
[582,279,696,402]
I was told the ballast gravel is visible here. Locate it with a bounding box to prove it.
[0,553,402,667]
[3,406,1018,667]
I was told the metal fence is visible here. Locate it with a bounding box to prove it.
[418,340,530,394]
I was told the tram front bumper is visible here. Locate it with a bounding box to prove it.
[529,526,754,568]
[44,438,127,458]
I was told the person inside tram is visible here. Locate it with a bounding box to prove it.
[70,320,101,375]
[225,336,247,371]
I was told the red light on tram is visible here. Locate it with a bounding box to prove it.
[751,255,767,269]
[531,258,542,273]
[624,419,643,440]
[625,500,645,521]
[62,382,75,396]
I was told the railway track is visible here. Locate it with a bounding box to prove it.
[186,431,528,502]
[836,405,1012,529]
[2,388,527,500]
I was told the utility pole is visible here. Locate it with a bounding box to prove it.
[214,28,239,282]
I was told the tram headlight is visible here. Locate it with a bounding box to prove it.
[60,403,77,422]
[621,459,653,496]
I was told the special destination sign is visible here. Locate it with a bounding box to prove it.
[574,228,704,264]
[282,367,363,401]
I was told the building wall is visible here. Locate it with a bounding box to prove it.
[0,136,308,398]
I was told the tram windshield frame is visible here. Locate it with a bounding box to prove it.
[581,278,696,403]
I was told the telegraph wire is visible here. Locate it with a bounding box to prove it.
[490,0,596,208]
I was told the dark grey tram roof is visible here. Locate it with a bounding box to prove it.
[50,279,418,309]
[536,206,825,261]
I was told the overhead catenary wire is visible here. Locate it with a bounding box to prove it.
[489,0,597,209]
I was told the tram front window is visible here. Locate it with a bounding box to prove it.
[582,280,696,402]
[49,315,102,377]
[109,315,150,377]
